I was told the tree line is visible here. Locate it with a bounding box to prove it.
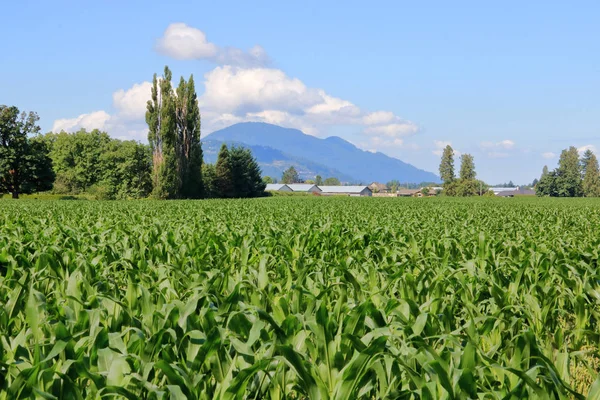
[0,66,266,199]
[264,166,342,186]
[536,147,600,197]
[438,145,489,196]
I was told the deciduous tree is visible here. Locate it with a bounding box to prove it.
[0,106,54,199]
[323,177,340,185]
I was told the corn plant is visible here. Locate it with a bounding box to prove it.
[1,197,600,398]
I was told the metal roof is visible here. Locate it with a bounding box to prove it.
[318,186,371,193]
[287,184,320,192]
[265,184,290,191]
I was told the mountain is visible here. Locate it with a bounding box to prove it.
[202,140,355,182]
[204,122,440,183]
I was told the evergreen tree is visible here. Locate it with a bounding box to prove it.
[202,163,217,198]
[582,151,600,197]
[556,146,583,197]
[176,74,203,198]
[581,149,595,177]
[0,106,54,198]
[439,145,455,185]
[146,66,179,199]
[281,166,299,184]
[215,144,234,198]
[315,175,323,185]
[459,154,476,180]
[536,170,559,197]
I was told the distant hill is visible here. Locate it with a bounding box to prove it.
[202,140,354,182]
[204,122,440,183]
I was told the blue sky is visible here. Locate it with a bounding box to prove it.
[2,1,599,183]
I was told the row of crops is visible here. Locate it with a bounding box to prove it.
[1,197,600,398]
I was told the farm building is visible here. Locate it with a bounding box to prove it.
[397,189,423,197]
[287,184,322,193]
[265,183,292,192]
[368,182,389,193]
[495,187,536,197]
[319,186,372,197]
[489,187,518,196]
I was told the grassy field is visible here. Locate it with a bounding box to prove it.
[1,197,600,398]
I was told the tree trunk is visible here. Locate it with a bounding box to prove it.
[12,190,19,199]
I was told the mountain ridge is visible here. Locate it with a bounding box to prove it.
[204,122,440,183]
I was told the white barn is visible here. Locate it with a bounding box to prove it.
[265,183,293,192]
[287,184,322,193]
[319,186,372,197]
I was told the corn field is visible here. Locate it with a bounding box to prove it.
[1,197,600,399]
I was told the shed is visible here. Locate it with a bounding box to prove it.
[397,189,422,197]
[319,186,372,197]
[265,184,293,192]
[287,184,322,193]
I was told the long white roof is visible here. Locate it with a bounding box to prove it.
[319,186,370,193]
[288,184,320,192]
[265,184,290,191]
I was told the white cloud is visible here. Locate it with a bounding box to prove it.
[112,82,152,120]
[362,111,396,125]
[52,111,111,133]
[578,144,597,155]
[542,152,556,159]
[156,23,217,60]
[156,23,269,67]
[200,66,320,114]
[52,25,420,149]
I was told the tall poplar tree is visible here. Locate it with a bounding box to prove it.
[176,74,203,199]
[439,145,455,185]
[146,66,179,199]
[459,154,476,180]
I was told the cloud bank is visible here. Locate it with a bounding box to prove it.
[52,24,420,154]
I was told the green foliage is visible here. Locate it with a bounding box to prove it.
[439,145,455,185]
[146,66,179,199]
[176,74,203,199]
[1,197,599,398]
[281,166,299,184]
[202,163,218,198]
[229,146,266,198]
[0,106,54,198]
[45,129,152,199]
[147,67,204,199]
[323,177,340,185]
[315,175,323,185]
[557,146,583,197]
[215,143,234,198]
[537,147,590,197]
[582,151,600,197]
[386,179,400,192]
[459,153,476,180]
[262,176,274,184]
